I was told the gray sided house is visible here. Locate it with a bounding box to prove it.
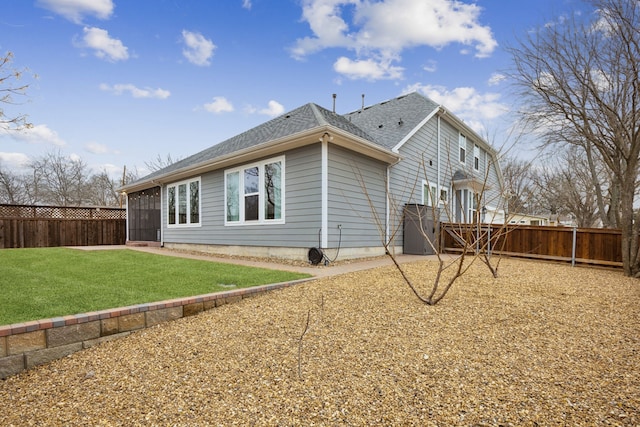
[121,92,505,261]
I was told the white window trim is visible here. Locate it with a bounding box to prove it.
[422,180,449,207]
[459,133,467,165]
[423,181,437,207]
[167,177,202,228]
[474,145,480,171]
[224,155,285,226]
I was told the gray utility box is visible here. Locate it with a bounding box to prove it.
[403,204,439,255]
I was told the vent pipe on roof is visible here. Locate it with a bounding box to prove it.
[361,94,365,111]
[332,93,336,113]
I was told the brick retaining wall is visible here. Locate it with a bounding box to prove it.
[0,280,309,379]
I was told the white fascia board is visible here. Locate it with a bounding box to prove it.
[328,127,401,165]
[439,106,495,154]
[438,105,506,192]
[391,106,441,153]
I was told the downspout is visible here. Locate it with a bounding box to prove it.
[321,137,329,248]
[386,165,391,247]
[437,112,442,214]
[159,184,164,247]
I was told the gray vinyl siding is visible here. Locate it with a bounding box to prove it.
[387,115,505,247]
[162,144,323,248]
[439,117,504,218]
[387,118,441,241]
[327,145,387,249]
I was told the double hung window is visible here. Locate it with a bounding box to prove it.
[225,156,284,225]
[459,134,467,164]
[474,145,480,171]
[167,177,200,227]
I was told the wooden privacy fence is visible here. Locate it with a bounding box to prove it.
[0,204,126,249]
[440,223,624,268]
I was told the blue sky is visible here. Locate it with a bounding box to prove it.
[1,0,587,179]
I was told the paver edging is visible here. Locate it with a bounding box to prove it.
[0,277,314,379]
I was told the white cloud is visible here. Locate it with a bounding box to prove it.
[37,0,114,24]
[423,60,437,73]
[404,83,507,134]
[245,100,285,117]
[290,0,354,59]
[488,72,506,86]
[7,124,66,147]
[259,100,285,117]
[333,56,403,80]
[100,83,171,99]
[242,0,252,10]
[203,96,234,114]
[0,152,31,169]
[292,0,497,80]
[79,27,129,62]
[96,163,122,178]
[181,30,216,66]
[85,141,117,155]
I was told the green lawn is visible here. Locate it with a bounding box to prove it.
[0,248,310,325]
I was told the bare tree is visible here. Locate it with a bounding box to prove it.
[29,151,90,206]
[0,161,27,204]
[1,51,34,132]
[530,146,608,227]
[86,170,121,207]
[501,155,536,215]
[355,151,508,305]
[508,0,640,276]
[144,153,181,172]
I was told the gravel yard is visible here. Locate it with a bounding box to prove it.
[0,258,638,426]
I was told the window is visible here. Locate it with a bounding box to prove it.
[423,181,449,207]
[440,188,449,204]
[225,156,284,225]
[459,134,466,164]
[423,182,437,207]
[167,177,201,227]
[455,188,480,223]
[470,191,479,223]
[474,145,480,171]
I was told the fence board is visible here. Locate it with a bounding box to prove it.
[0,218,126,248]
[440,223,628,268]
[0,204,126,248]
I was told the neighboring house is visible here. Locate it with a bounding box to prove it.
[508,213,550,226]
[548,214,579,227]
[121,92,505,261]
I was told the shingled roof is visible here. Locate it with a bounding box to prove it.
[344,92,439,150]
[123,92,442,190]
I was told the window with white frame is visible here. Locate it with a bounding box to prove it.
[440,187,449,205]
[459,134,467,164]
[225,156,284,225]
[455,188,480,223]
[167,177,200,227]
[423,181,449,207]
[423,182,437,207]
[474,145,480,171]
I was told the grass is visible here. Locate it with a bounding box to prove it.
[0,248,311,325]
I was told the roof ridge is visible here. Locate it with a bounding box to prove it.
[309,103,330,126]
[344,92,418,116]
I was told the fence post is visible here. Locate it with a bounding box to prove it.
[571,226,577,267]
